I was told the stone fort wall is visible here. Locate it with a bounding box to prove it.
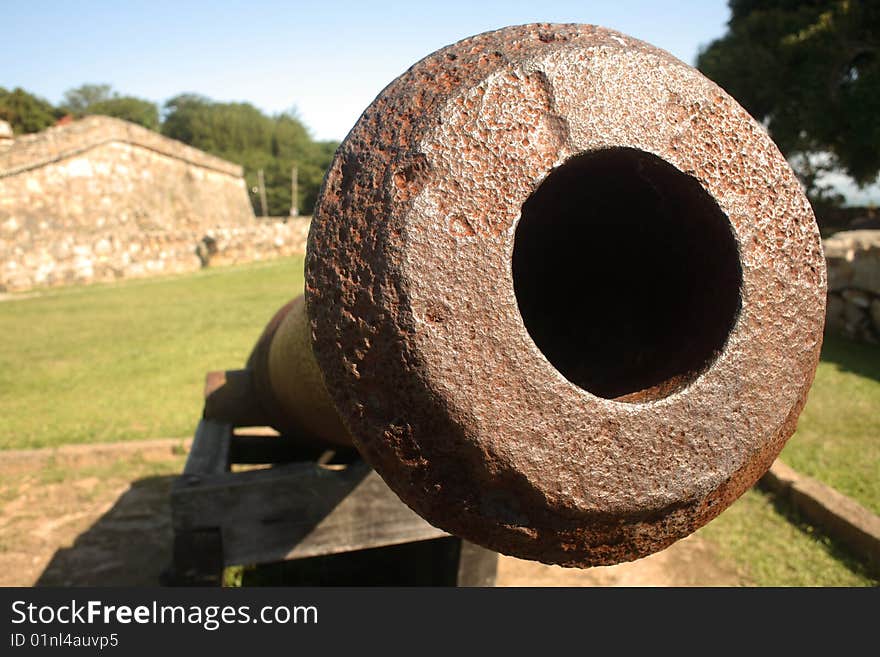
[824,230,880,344]
[0,116,307,291]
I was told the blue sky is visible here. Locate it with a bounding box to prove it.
[3,1,731,141]
[5,1,877,202]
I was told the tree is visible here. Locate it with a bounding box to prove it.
[86,97,160,130]
[159,94,209,145]
[162,95,273,158]
[0,87,61,134]
[162,96,337,215]
[697,1,880,199]
[61,84,159,130]
[62,84,113,114]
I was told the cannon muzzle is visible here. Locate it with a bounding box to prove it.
[210,24,826,567]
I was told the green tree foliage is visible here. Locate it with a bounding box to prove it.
[62,84,159,130]
[62,83,114,113]
[85,97,160,130]
[697,1,880,200]
[162,96,337,215]
[0,87,61,134]
[162,95,273,157]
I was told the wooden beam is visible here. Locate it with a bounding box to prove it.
[172,460,447,566]
[179,419,231,478]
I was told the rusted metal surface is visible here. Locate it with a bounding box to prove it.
[242,296,352,447]
[298,23,827,567]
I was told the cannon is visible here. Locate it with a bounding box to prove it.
[206,24,826,568]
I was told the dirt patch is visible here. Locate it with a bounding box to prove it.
[0,438,743,586]
[497,534,744,586]
[0,439,188,586]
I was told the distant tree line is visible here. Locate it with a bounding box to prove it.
[698,0,879,213]
[0,84,338,216]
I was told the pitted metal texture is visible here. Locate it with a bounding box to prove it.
[305,24,826,566]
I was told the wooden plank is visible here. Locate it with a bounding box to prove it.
[179,418,232,478]
[172,460,363,527]
[171,460,447,566]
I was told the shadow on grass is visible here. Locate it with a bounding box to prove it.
[758,483,879,582]
[35,475,175,586]
[820,334,880,382]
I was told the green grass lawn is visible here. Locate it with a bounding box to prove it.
[2,265,877,507]
[782,335,880,515]
[1,261,877,584]
[0,258,305,449]
[698,488,876,586]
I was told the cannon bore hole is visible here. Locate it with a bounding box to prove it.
[512,148,742,402]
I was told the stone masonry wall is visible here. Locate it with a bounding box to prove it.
[824,230,880,343]
[0,116,312,292]
[0,217,310,292]
[0,116,253,233]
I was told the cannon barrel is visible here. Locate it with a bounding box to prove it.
[212,24,826,567]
